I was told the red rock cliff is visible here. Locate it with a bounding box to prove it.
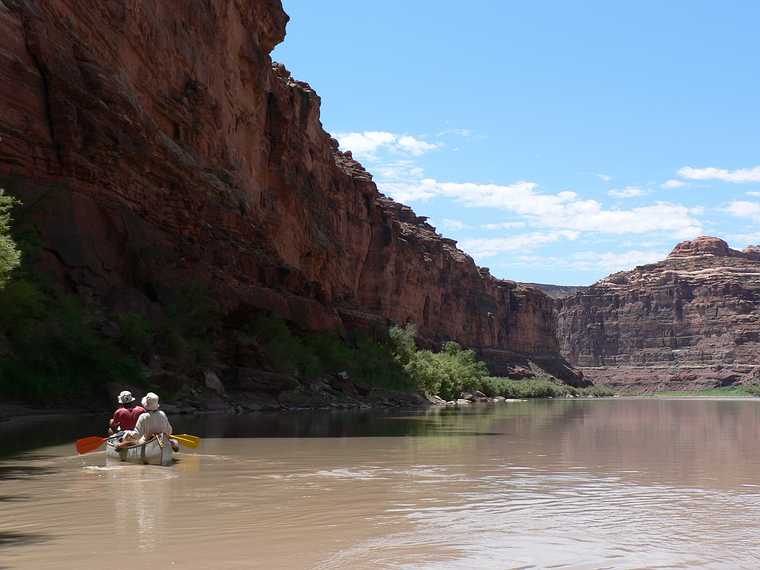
[557,237,760,391]
[0,0,576,382]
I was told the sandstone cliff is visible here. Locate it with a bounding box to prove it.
[557,237,760,392]
[0,0,578,392]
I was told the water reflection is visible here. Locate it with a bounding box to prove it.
[105,466,175,552]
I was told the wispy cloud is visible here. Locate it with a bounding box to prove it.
[662,179,686,189]
[678,165,760,183]
[437,128,473,138]
[515,249,667,273]
[439,218,468,230]
[482,221,527,231]
[725,200,760,221]
[608,186,645,199]
[460,231,579,258]
[335,131,440,160]
[379,178,703,238]
[746,191,760,197]
[596,173,612,182]
[374,160,425,180]
[728,231,760,246]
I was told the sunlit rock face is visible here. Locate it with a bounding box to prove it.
[557,237,760,391]
[0,1,577,382]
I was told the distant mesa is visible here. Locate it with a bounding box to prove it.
[520,283,587,300]
[667,236,760,260]
[667,236,733,258]
[556,234,760,394]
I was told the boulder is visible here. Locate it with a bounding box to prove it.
[235,368,300,395]
[427,394,447,405]
[204,370,225,396]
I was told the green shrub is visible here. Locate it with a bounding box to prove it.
[578,384,616,397]
[478,377,615,399]
[244,316,412,390]
[117,313,155,355]
[0,288,144,401]
[421,342,488,400]
[0,190,21,288]
[350,336,411,390]
[744,383,760,397]
[156,283,220,368]
[246,315,321,377]
[389,323,417,365]
[389,325,489,399]
[480,377,566,398]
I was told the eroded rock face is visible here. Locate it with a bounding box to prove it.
[0,1,576,381]
[557,237,760,391]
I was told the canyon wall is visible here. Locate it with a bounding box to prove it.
[0,1,578,384]
[557,237,760,392]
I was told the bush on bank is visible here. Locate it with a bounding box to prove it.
[0,190,21,288]
[388,323,614,400]
[243,315,413,391]
[480,377,615,399]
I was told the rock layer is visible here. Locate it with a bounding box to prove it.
[0,1,577,384]
[557,237,760,392]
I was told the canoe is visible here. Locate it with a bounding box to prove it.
[106,435,174,466]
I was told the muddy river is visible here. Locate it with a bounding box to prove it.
[2,399,760,568]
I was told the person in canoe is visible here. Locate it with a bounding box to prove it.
[108,390,145,435]
[133,392,179,452]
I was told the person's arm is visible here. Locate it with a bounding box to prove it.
[162,412,173,435]
[134,413,147,438]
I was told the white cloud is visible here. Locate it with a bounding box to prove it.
[725,200,760,221]
[374,160,425,180]
[335,131,395,159]
[678,165,760,183]
[437,128,473,137]
[662,179,686,189]
[439,218,468,230]
[335,131,439,160]
[482,221,527,230]
[459,231,579,258]
[596,173,612,182]
[378,178,703,238]
[608,186,645,199]
[513,249,668,274]
[567,250,667,272]
[379,180,439,202]
[396,135,439,156]
[728,231,760,246]
[746,191,760,197]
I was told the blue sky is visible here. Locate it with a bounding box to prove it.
[274,1,760,285]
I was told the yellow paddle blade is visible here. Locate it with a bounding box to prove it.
[173,434,200,445]
[172,434,200,448]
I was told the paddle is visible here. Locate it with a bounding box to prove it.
[172,434,200,448]
[75,433,201,454]
[75,433,120,455]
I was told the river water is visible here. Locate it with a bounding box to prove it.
[2,398,760,569]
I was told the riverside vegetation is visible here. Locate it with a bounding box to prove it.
[0,191,611,404]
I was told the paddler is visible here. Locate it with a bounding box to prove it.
[133,392,179,451]
[108,390,145,434]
